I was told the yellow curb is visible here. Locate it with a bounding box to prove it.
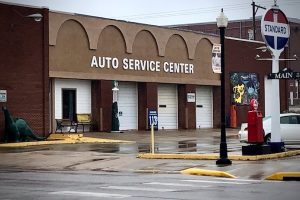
[48,133,83,140]
[137,150,300,161]
[77,137,134,144]
[231,150,300,161]
[181,168,236,178]
[0,140,77,147]
[0,137,134,147]
[265,172,300,181]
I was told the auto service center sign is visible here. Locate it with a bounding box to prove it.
[261,7,290,51]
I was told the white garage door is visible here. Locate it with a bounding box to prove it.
[118,82,138,130]
[158,84,178,129]
[196,86,213,128]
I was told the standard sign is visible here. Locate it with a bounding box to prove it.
[261,7,290,51]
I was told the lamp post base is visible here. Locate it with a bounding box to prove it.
[216,158,232,166]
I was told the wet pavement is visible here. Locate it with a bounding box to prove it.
[0,128,300,180]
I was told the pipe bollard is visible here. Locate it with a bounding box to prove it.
[151,123,155,154]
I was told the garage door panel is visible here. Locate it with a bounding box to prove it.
[118,82,137,130]
[196,86,213,128]
[158,84,177,129]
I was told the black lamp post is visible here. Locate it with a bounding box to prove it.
[216,9,232,166]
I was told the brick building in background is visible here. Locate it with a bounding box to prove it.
[170,17,300,107]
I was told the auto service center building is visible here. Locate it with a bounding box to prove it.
[0,2,288,138]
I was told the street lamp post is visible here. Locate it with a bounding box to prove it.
[216,9,232,166]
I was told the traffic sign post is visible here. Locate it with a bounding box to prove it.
[148,109,158,154]
[148,110,158,130]
[260,5,290,152]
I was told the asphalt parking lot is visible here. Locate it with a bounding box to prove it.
[0,128,300,180]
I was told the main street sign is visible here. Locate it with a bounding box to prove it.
[268,68,300,79]
[261,7,290,51]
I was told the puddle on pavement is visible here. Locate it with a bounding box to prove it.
[53,140,227,154]
[91,144,120,153]
[64,158,106,170]
[249,171,265,179]
[0,147,50,153]
[178,140,197,152]
[178,140,197,148]
[0,137,242,154]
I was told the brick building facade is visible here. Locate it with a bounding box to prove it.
[0,2,289,140]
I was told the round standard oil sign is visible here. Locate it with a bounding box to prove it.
[261,7,290,51]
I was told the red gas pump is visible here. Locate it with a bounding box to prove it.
[247,99,264,143]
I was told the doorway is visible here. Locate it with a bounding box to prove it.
[62,89,76,121]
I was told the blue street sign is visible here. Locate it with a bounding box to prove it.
[148,109,158,129]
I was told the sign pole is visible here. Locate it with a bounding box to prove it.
[151,123,155,154]
[270,52,281,143]
[260,4,289,152]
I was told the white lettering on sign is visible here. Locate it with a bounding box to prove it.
[274,72,293,79]
[122,58,160,72]
[90,56,194,74]
[263,21,289,37]
[163,62,194,74]
[90,56,119,69]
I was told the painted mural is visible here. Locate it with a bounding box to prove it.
[230,72,259,105]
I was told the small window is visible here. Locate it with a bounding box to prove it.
[280,116,299,124]
[289,116,298,124]
[280,116,289,124]
[297,116,300,124]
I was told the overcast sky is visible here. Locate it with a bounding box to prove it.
[2,0,300,25]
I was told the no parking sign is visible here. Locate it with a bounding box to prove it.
[261,7,290,51]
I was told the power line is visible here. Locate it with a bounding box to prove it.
[112,0,299,21]
[115,4,250,20]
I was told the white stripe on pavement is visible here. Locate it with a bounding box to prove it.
[182,179,249,185]
[101,185,176,192]
[50,191,131,198]
[212,177,263,182]
[143,182,210,187]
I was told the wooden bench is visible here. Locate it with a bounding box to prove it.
[76,114,92,132]
[55,119,77,133]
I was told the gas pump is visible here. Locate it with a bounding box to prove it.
[247,99,264,143]
[242,99,271,155]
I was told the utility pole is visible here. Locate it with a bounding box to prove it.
[251,1,266,40]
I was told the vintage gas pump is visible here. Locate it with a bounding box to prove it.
[242,99,271,155]
[247,99,264,143]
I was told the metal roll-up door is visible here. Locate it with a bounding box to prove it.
[118,82,138,130]
[158,84,178,129]
[196,86,213,128]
